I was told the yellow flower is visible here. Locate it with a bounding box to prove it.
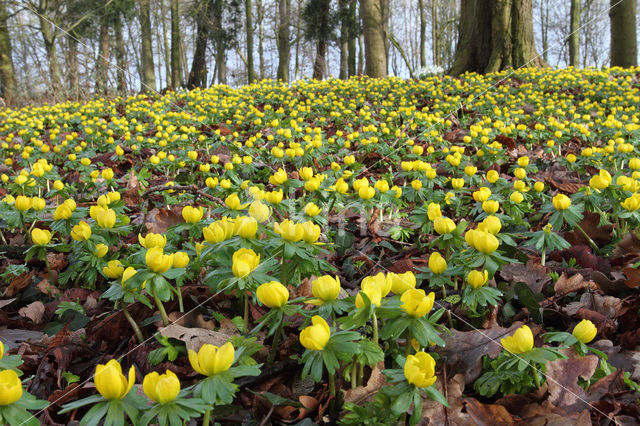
[467,270,488,288]
[269,168,288,185]
[305,202,322,217]
[309,275,341,304]
[145,247,173,274]
[182,206,204,223]
[482,200,499,214]
[478,215,501,234]
[501,324,534,354]
[433,216,455,235]
[14,195,31,211]
[517,156,529,167]
[188,342,235,376]
[534,181,545,192]
[143,370,180,404]
[404,352,437,388]
[358,186,375,200]
[304,178,321,191]
[486,170,499,183]
[401,289,435,317]
[471,230,499,254]
[31,228,51,246]
[299,315,330,351]
[30,197,45,211]
[172,251,190,268]
[299,167,314,181]
[0,369,23,406]
[265,189,284,204]
[0,340,3,359]
[387,271,416,294]
[101,168,114,181]
[234,216,258,238]
[138,233,167,248]
[232,248,260,278]
[249,200,271,222]
[121,267,137,286]
[473,187,492,202]
[53,180,64,190]
[95,207,116,228]
[572,319,597,344]
[71,221,92,241]
[375,180,389,192]
[465,165,477,176]
[451,178,464,189]
[257,281,289,308]
[53,203,72,220]
[411,180,423,190]
[510,191,524,204]
[274,219,304,242]
[621,195,640,212]
[427,203,441,221]
[225,193,248,210]
[514,168,526,179]
[94,359,135,400]
[589,169,611,190]
[552,193,571,210]
[301,221,321,243]
[428,252,447,274]
[103,260,124,278]
[94,243,109,258]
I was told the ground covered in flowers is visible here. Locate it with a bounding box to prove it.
[1,68,640,425]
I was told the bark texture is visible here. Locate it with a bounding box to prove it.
[276,0,290,82]
[449,0,546,75]
[139,0,156,91]
[245,0,254,83]
[0,0,16,104]
[609,0,637,67]
[360,0,388,78]
[569,0,580,67]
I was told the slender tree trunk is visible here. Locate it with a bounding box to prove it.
[159,0,171,87]
[114,14,127,94]
[257,0,265,79]
[569,0,580,67]
[139,0,156,91]
[540,0,548,62]
[610,0,637,67]
[187,0,209,88]
[347,0,356,76]
[339,0,349,78]
[276,0,290,82]
[449,0,546,75]
[0,0,16,105]
[360,0,388,77]
[67,35,79,100]
[95,19,110,95]
[294,0,301,79]
[170,0,181,88]
[38,14,63,94]
[432,0,439,66]
[245,0,255,83]
[418,0,425,67]
[212,0,226,85]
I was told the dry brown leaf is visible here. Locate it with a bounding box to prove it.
[36,278,60,297]
[621,266,640,288]
[159,324,232,351]
[46,252,68,272]
[343,365,386,405]
[463,398,517,426]
[420,373,472,425]
[145,208,182,234]
[163,311,214,329]
[554,272,599,296]
[4,271,34,297]
[0,298,16,309]
[614,231,640,256]
[545,354,599,412]
[564,211,613,247]
[564,292,621,318]
[123,169,143,206]
[501,260,551,293]
[274,395,319,423]
[18,301,45,324]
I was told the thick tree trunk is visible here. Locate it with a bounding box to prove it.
[569,0,580,67]
[38,14,63,94]
[276,0,290,82]
[95,19,110,95]
[313,39,328,79]
[245,0,255,83]
[187,1,209,88]
[139,0,156,92]
[610,0,637,67]
[347,0,356,76]
[114,15,127,94]
[360,0,388,77]
[67,35,79,100]
[212,0,226,85]
[449,0,546,75]
[0,0,17,105]
[338,0,349,79]
[170,0,181,88]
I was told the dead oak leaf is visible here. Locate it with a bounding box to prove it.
[159,324,233,352]
[343,364,386,405]
[18,301,46,324]
[500,260,551,293]
[545,355,599,413]
[554,272,599,296]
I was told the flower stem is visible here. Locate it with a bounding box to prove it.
[243,291,249,334]
[121,302,144,343]
[328,370,336,398]
[541,247,546,266]
[152,287,170,326]
[532,366,541,389]
[405,329,413,357]
[372,311,379,346]
[575,224,599,252]
[350,360,357,389]
[267,317,283,364]
[177,284,184,312]
[203,409,211,426]
[281,244,287,286]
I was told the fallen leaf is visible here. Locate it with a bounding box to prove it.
[420,373,471,425]
[36,278,61,297]
[564,292,621,318]
[501,260,551,293]
[621,266,640,288]
[4,271,34,297]
[159,324,232,351]
[554,272,599,296]
[145,208,182,234]
[18,301,46,324]
[591,271,629,295]
[614,231,640,256]
[463,398,517,426]
[122,169,143,206]
[564,211,613,247]
[344,365,386,405]
[0,298,16,309]
[435,321,523,383]
[545,354,599,412]
[46,252,68,272]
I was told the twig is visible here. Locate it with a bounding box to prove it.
[141,184,224,205]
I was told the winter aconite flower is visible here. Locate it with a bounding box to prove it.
[572,319,597,344]
[94,359,135,400]
[501,324,534,354]
[387,271,416,295]
[138,233,167,249]
[404,351,437,388]
[433,216,455,235]
[467,270,489,288]
[31,228,51,246]
[71,221,92,241]
[182,205,204,224]
[299,315,330,351]
[428,252,447,274]
[400,289,435,317]
[0,370,23,406]
[309,275,341,305]
[552,194,571,211]
[257,281,289,308]
[172,252,190,268]
[274,219,304,242]
[232,248,260,278]
[103,260,124,278]
[143,370,180,404]
[188,342,235,376]
[145,247,173,274]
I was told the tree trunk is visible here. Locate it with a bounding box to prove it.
[37,13,63,94]
[187,0,209,88]
[114,14,127,94]
[257,0,265,79]
[160,0,171,88]
[540,0,548,62]
[418,0,425,67]
[212,0,226,85]
[313,39,328,79]
[139,0,156,92]
[95,19,110,95]
[449,0,546,75]
[432,0,439,66]
[276,0,290,82]
[347,0,356,76]
[360,0,387,77]
[245,0,255,83]
[610,0,637,67]
[169,0,181,88]
[339,0,349,79]
[568,0,580,67]
[0,0,17,105]
[67,35,79,100]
